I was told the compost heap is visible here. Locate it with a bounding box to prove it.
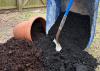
[0,11,97,71]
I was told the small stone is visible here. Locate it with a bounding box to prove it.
[8,50,13,54]
[26,63,31,67]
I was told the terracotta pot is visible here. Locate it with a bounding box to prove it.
[13,16,46,41]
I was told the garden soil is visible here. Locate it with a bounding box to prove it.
[0,11,98,71]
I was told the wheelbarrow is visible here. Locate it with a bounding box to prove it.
[46,0,99,49]
[13,0,99,50]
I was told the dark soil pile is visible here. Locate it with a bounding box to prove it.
[0,38,44,71]
[0,11,97,71]
[38,36,97,71]
[37,11,97,71]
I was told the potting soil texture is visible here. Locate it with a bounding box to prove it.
[37,11,97,71]
[0,11,97,71]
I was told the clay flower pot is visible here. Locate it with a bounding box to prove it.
[13,16,46,41]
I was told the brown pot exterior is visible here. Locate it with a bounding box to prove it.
[13,16,46,41]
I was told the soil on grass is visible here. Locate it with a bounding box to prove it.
[0,11,98,71]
